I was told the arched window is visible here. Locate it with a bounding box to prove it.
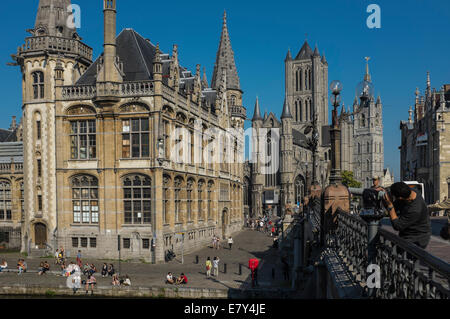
[0,181,12,220]
[207,181,213,220]
[358,143,361,154]
[299,100,303,122]
[367,142,370,153]
[305,100,309,121]
[174,177,183,223]
[309,69,312,90]
[294,176,305,206]
[305,70,308,90]
[32,71,44,99]
[198,180,204,220]
[187,179,194,222]
[361,114,366,127]
[123,175,151,225]
[122,118,150,158]
[163,176,170,224]
[295,101,298,122]
[71,176,99,224]
[310,100,313,121]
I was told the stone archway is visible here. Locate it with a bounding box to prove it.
[34,223,47,249]
[221,209,229,240]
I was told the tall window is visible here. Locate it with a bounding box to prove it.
[174,178,182,223]
[37,159,42,177]
[20,182,24,219]
[207,182,213,220]
[163,176,170,224]
[70,120,96,160]
[122,118,150,158]
[187,180,193,222]
[0,181,12,220]
[37,195,42,211]
[36,121,41,140]
[198,181,204,220]
[71,176,99,224]
[299,101,303,122]
[32,71,45,99]
[123,175,151,224]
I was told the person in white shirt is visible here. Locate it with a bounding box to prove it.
[213,257,220,277]
[166,272,174,284]
[0,259,7,272]
[228,237,234,250]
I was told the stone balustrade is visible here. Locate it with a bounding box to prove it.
[18,36,93,61]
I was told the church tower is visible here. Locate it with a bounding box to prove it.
[353,58,384,188]
[285,41,329,134]
[280,96,294,210]
[11,0,93,253]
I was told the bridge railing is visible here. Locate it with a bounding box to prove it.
[327,207,450,299]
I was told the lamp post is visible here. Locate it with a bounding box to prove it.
[304,107,320,193]
[329,80,343,184]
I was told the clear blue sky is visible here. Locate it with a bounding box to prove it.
[1,0,450,181]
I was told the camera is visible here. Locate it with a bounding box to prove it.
[360,188,388,219]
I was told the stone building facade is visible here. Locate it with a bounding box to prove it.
[339,60,386,188]
[11,0,245,262]
[0,119,23,250]
[400,73,450,204]
[246,42,332,218]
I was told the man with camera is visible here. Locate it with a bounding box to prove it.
[382,182,431,249]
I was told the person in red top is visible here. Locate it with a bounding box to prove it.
[176,273,188,285]
[248,259,259,287]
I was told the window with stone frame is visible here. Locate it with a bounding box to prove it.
[198,181,204,220]
[174,177,182,224]
[123,175,152,225]
[70,120,97,160]
[71,175,99,224]
[0,181,12,221]
[187,179,193,222]
[32,71,45,99]
[207,182,213,220]
[163,176,171,225]
[122,118,150,158]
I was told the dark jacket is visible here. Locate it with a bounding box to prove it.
[392,190,431,248]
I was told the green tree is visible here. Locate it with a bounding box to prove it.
[341,171,362,188]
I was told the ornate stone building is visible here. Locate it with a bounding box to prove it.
[0,118,23,250]
[11,0,245,262]
[400,73,450,204]
[246,41,332,218]
[339,59,386,188]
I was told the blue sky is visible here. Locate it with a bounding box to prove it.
[1,0,450,181]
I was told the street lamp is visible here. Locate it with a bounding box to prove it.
[329,80,343,184]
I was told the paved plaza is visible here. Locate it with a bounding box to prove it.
[0,229,290,293]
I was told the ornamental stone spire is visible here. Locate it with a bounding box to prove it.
[33,0,76,38]
[211,11,241,91]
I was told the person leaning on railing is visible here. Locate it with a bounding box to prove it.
[382,182,431,249]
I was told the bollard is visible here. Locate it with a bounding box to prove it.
[239,263,242,275]
[224,263,227,274]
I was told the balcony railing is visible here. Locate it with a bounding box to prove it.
[0,163,23,173]
[61,81,154,101]
[18,36,93,61]
[230,105,247,119]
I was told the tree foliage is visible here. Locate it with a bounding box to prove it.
[341,171,362,188]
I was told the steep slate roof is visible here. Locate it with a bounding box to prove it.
[0,129,17,143]
[77,29,157,85]
[0,142,23,163]
[295,41,314,60]
[292,129,308,148]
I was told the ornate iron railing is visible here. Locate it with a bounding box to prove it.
[329,208,450,299]
[376,228,450,299]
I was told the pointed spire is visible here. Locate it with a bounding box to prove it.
[34,0,76,38]
[285,48,292,61]
[340,102,346,116]
[202,67,209,88]
[313,45,320,57]
[376,95,382,104]
[281,94,293,119]
[295,41,314,60]
[252,96,263,122]
[321,53,328,65]
[364,57,371,82]
[211,11,241,91]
